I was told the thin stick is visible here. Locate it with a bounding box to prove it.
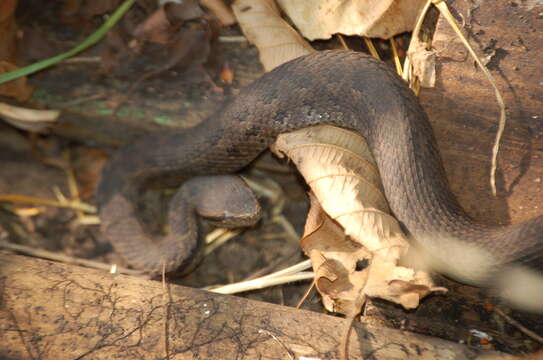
[494,308,543,344]
[63,150,85,221]
[259,259,312,279]
[208,272,314,295]
[296,279,315,309]
[0,194,95,213]
[338,35,350,50]
[339,294,366,360]
[0,241,143,276]
[162,263,172,360]
[389,37,403,77]
[363,38,381,60]
[244,248,301,281]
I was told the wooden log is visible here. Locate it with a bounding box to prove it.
[419,0,543,225]
[0,252,514,359]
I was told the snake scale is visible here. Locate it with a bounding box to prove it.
[96,51,543,284]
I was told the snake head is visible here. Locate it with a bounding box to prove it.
[184,175,262,228]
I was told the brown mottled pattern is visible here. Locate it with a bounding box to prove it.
[96,51,543,282]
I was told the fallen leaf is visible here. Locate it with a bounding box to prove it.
[407,40,436,88]
[273,125,447,311]
[133,1,205,44]
[232,0,314,71]
[0,0,18,63]
[0,102,58,132]
[0,61,33,102]
[164,0,205,22]
[302,193,371,315]
[220,62,234,84]
[276,0,426,40]
[200,0,236,26]
[72,147,109,200]
[133,5,176,44]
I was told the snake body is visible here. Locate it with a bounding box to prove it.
[96,51,543,283]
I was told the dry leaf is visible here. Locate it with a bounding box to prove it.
[72,148,109,200]
[133,1,205,44]
[165,0,205,23]
[232,0,314,71]
[0,61,33,102]
[302,193,370,315]
[277,0,426,40]
[408,40,436,88]
[0,0,18,63]
[0,102,59,132]
[273,125,446,311]
[200,0,236,26]
[133,6,176,44]
[220,63,234,84]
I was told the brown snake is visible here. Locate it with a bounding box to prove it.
[96,51,543,284]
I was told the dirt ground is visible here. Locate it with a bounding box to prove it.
[1,0,542,356]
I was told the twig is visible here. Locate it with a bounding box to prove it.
[218,36,247,43]
[62,56,101,64]
[338,34,349,50]
[0,194,96,213]
[203,228,242,255]
[62,149,85,222]
[0,241,143,276]
[494,308,543,344]
[206,260,312,294]
[244,248,300,280]
[271,214,300,242]
[208,272,314,295]
[162,263,172,360]
[57,94,106,108]
[363,37,381,60]
[339,294,366,360]
[296,279,315,309]
[259,259,312,279]
[407,0,506,196]
[390,37,403,77]
[257,329,295,360]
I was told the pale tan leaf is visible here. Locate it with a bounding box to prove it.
[232,0,314,71]
[301,193,370,315]
[199,0,236,26]
[276,0,427,41]
[273,125,446,311]
[0,102,59,133]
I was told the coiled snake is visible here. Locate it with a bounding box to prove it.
[96,51,543,284]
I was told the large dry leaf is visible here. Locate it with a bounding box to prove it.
[232,0,314,71]
[277,0,427,41]
[273,125,446,311]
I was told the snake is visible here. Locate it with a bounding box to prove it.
[96,50,543,284]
